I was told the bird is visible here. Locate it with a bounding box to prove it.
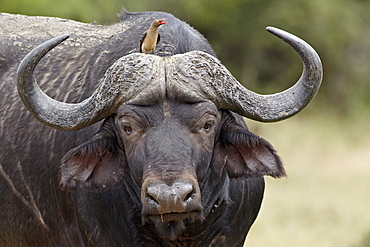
[140,18,166,53]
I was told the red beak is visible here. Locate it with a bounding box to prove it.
[159,18,166,25]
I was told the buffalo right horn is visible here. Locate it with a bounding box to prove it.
[17,35,163,130]
[167,27,323,122]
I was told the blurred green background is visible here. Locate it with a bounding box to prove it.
[1,0,369,246]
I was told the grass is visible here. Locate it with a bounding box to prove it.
[243,111,370,247]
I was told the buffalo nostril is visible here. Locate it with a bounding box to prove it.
[146,187,161,206]
[176,183,195,204]
[147,193,160,206]
[183,188,195,203]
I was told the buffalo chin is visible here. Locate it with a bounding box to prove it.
[154,219,186,241]
[147,211,204,240]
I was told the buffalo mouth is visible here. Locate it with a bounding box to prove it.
[144,211,204,240]
[148,210,202,223]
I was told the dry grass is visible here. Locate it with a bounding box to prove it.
[243,112,370,247]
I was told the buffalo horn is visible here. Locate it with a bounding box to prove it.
[226,26,323,121]
[170,27,323,122]
[17,34,160,130]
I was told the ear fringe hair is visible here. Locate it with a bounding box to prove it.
[220,123,286,179]
[220,128,263,148]
[61,136,117,164]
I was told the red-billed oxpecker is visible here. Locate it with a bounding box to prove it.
[140,18,166,53]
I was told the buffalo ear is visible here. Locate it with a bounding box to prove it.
[212,116,286,180]
[59,134,127,192]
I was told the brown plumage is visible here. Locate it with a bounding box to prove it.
[140,18,166,53]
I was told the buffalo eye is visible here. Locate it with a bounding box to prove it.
[123,125,133,134]
[202,120,215,133]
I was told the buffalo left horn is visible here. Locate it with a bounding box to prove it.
[17,34,162,130]
[168,27,322,122]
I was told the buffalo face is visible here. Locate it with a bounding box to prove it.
[118,101,220,239]
[59,98,286,240]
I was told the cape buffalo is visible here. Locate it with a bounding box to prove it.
[0,10,322,246]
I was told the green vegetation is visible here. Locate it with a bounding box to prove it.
[1,1,370,246]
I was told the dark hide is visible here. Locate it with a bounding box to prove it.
[58,100,285,246]
[0,10,284,247]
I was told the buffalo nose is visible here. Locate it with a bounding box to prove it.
[146,182,196,212]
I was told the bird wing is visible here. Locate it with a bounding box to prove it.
[140,31,147,53]
[157,33,160,45]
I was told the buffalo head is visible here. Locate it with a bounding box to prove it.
[16,27,322,240]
